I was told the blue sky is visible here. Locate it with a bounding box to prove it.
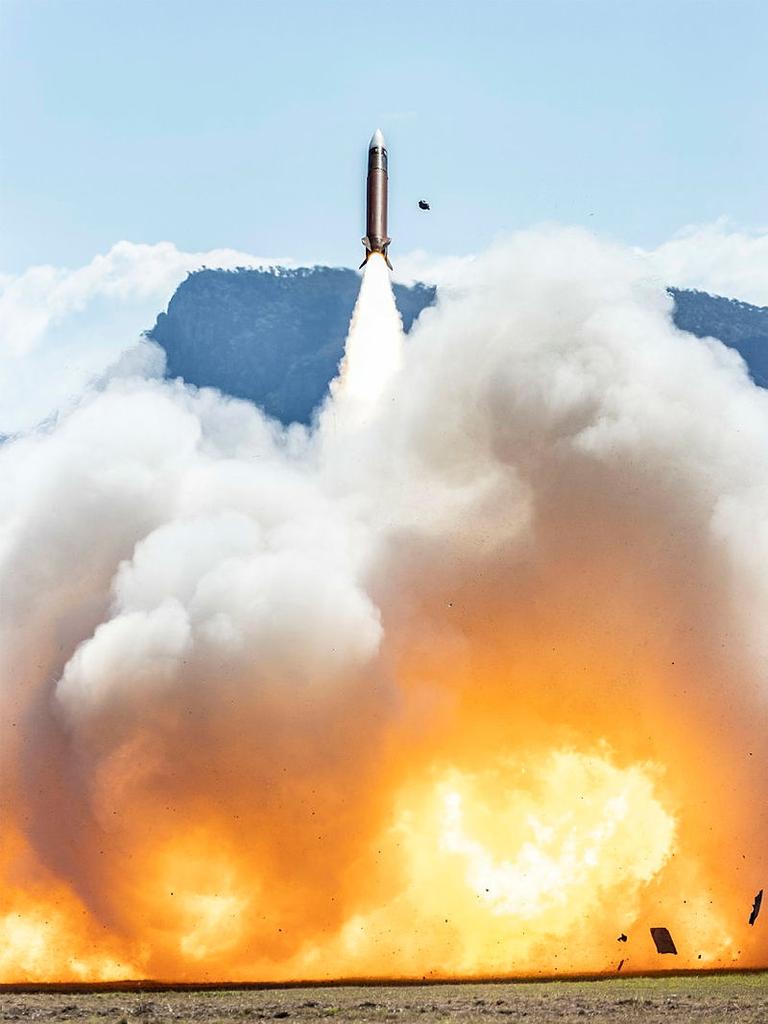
[1,0,767,272]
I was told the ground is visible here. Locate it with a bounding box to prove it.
[2,975,767,1024]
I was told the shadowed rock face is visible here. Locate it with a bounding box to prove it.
[669,288,768,387]
[147,267,768,426]
[147,266,436,424]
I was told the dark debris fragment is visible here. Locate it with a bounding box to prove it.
[650,926,678,954]
[749,888,763,926]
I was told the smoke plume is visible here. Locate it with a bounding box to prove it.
[1,229,766,981]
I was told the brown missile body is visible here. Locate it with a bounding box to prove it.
[360,128,392,269]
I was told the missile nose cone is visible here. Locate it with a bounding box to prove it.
[370,128,385,150]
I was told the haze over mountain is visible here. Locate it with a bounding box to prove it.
[147,268,768,425]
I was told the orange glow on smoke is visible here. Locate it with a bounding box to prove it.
[0,830,137,981]
[2,639,764,981]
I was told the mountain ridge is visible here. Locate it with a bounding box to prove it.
[146,268,768,425]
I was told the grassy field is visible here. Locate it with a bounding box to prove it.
[2,974,766,1024]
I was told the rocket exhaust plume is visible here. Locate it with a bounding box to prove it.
[325,253,404,430]
[1,227,767,982]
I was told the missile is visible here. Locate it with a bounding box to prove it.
[360,128,392,270]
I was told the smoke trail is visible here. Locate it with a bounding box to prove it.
[325,254,404,428]
[1,228,766,981]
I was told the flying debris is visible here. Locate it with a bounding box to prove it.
[418,199,431,210]
[617,933,628,942]
[360,128,392,270]
[749,889,763,925]
[650,927,678,954]
[617,959,625,972]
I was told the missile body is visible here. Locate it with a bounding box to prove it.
[361,128,392,269]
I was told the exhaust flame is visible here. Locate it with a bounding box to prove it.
[327,253,404,426]
[0,229,766,981]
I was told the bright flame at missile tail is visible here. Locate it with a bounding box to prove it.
[0,227,766,981]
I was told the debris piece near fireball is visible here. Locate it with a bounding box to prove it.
[650,927,678,955]
[749,890,763,926]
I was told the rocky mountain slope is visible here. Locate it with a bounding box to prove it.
[149,267,435,424]
[147,268,768,425]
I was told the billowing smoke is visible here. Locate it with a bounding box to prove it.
[1,230,766,982]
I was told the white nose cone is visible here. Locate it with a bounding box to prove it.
[370,128,385,150]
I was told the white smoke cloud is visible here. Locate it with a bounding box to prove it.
[1,226,767,979]
[392,249,476,288]
[640,220,768,306]
[396,221,768,308]
[0,241,292,434]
